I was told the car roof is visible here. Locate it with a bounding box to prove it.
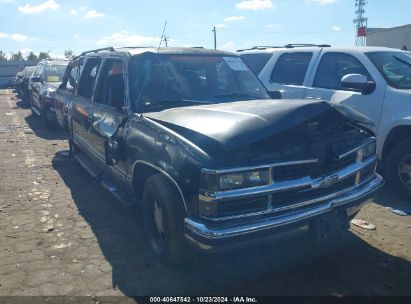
[237,46,406,54]
[79,46,236,59]
[40,59,69,65]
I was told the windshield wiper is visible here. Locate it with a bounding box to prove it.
[214,93,260,99]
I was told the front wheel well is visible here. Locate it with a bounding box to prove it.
[382,125,411,160]
[132,163,159,200]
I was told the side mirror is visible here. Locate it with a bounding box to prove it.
[31,76,41,83]
[341,74,376,95]
[269,90,282,99]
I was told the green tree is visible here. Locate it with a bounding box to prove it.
[38,51,50,60]
[64,49,75,59]
[11,51,24,61]
[0,51,7,61]
[26,52,38,60]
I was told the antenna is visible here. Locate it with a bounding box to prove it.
[158,21,168,51]
[354,0,368,46]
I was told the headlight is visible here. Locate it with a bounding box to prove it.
[201,169,270,191]
[357,141,376,162]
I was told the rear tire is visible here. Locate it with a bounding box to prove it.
[384,138,411,200]
[142,173,188,265]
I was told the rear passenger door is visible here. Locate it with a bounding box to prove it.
[71,57,102,152]
[304,52,385,132]
[260,50,318,99]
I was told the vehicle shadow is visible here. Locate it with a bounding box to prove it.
[24,113,67,140]
[373,187,410,210]
[52,153,411,297]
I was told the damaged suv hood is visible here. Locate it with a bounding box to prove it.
[144,99,371,155]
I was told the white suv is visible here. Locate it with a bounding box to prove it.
[240,45,411,198]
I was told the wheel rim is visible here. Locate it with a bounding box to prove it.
[146,196,166,255]
[398,154,411,190]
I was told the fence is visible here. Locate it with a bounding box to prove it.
[0,60,39,88]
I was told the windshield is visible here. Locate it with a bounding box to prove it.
[366,51,411,89]
[44,64,67,83]
[129,54,270,112]
[24,66,36,78]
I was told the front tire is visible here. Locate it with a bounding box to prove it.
[142,173,188,265]
[384,139,411,199]
[41,103,52,129]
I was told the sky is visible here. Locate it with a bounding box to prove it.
[1,0,411,58]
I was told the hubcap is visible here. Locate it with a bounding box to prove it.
[153,200,165,238]
[398,154,411,190]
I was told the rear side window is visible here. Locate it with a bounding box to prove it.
[240,53,272,75]
[313,52,372,90]
[77,58,101,100]
[270,52,312,85]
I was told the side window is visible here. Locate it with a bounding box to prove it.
[313,52,372,90]
[67,65,79,91]
[77,58,101,100]
[240,53,272,75]
[270,52,313,85]
[94,59,125,111]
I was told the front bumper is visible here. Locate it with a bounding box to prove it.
[184,174,384,250]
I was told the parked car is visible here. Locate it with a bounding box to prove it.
[15,72,24,95]
[68,46,383,265]
[55,56,84,131]
[19,66,37,105]
[29,59,69,128]
[240,45,411,198]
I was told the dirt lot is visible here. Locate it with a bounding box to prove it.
[0,88,410,299]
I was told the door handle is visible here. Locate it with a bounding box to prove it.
[306,96,322,100]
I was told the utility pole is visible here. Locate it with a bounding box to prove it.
[354,0,368,46]
[212,26,217,50]
[158,21,168,51]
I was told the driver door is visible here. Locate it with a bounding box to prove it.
[89,57,128,183]
[304,52,385,133]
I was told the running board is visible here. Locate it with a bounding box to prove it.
[73,152,136,207]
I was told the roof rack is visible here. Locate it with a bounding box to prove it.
[237,44,331,52]
[237,46,283,52]
[284,44,331,48]
[79,47,115,56]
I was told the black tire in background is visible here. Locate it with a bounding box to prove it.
[384,138,411,200]
[41,102,52,129]
[142,173,189,265]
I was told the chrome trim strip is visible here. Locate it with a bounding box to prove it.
[200,173,376,222]
[185,175,384,240]
[131,160,188,211]
[338,137,376,160]
[200,155,377,202]
[202,159,319,175]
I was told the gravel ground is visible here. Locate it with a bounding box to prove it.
[0,89,410,300]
